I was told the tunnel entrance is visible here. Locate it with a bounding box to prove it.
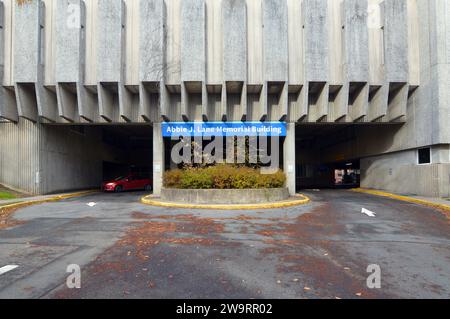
[295,124,361,191]
[40,124,153,194]
[100,125,153,182]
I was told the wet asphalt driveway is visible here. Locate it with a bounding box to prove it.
[0,190,449,299]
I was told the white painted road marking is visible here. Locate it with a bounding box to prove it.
[87,202,97,207]
[0,265,19,275]
[362,208,376,217]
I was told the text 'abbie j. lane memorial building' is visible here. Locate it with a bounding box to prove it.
[0,0,449,197]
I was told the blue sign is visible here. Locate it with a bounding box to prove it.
[162,122,286,137]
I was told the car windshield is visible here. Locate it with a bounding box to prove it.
[114,176,127,181]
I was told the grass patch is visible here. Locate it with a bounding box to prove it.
[0,192,16,200]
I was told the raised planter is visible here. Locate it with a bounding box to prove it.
[161,188,290,205]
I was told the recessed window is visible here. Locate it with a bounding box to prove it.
[418,148,431,165]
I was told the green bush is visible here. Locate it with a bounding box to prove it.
[163,165,286,189]
[180,169,214,189]
[163,169,183,188]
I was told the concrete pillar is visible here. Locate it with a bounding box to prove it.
[153,123,165,196]
[283,123,296,195]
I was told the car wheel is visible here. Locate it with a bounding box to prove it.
[115,186,123,193]
[144,184,152,192]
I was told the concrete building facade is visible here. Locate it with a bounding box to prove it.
[0,0,449,197]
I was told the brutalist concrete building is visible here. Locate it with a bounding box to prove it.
[0,0,449,197]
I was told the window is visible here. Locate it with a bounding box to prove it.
[418,148,431,165]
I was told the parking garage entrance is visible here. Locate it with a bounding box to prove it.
[295,125,361,191]
[100,125,153,182]
[43,124,153,193]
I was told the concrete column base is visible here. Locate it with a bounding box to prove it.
[152,123,165,196]
[283,123,296,195]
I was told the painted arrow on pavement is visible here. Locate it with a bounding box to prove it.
[361,208,376,217]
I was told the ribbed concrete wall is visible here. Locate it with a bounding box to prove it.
[361,150,450,198]
[38,125,109,194]
[0,0,419,124]
[0,0,449,198]
[0,119,125,194]
[0,119,40,194]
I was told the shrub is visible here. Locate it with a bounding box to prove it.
[180,168,214,189]
[164,169,183,188]
[163,165,286,189]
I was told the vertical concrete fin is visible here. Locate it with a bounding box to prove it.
[201,82,208,121]
[330,84,349,122]
[367,85,389,122]
[222,0,247,82]
[298,85,308,121]
[118,84,133,122]
[222,0,247,121]
[55,0,85,84]
[221,84,227,122]
[263,0,288,121]
[36,85,59,123]
[267,82,288,121]
[138,82,160,123]
[181,0,205,122]
[262,0,288,82]
[387,83,408,122]
[0,88,18,122]
[303,0,329,82]
[181,0,205,82]
[0,2,18,122]
[287,0,304,86]
[241,84,248,121]
[260,83,268,121]
[159,82,169,122]
[14,0,40,84]
[307,82,329,122]
[98,83,119,122]
[288,86,308,122]
[303,0,328,122]
[56,83,79,122]
[97,0,125,83]
[181,82,189,121]
[224,82,247,122]
[15,83,38,123]
[139,83,151,122]
[343,0,369,82]
[383,0,409,82]
[55,0,85,123]
[348,83,369,122]
[77,84,99,123]
[13,0,43,122]
[139,0,166,83]
[279,83,288,121]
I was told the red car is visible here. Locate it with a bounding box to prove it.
[102,175,152,192]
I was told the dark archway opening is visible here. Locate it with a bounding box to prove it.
[295,124,361,191]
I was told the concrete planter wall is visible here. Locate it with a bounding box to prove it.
[161,188,290,205]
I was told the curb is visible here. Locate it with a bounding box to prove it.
[0,190,98,213]
[351,188,450,212]
[140,194,310,210]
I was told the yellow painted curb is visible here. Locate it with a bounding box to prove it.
[140,194,310,210]
[351,188,450,212]
[0,190,98,212]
